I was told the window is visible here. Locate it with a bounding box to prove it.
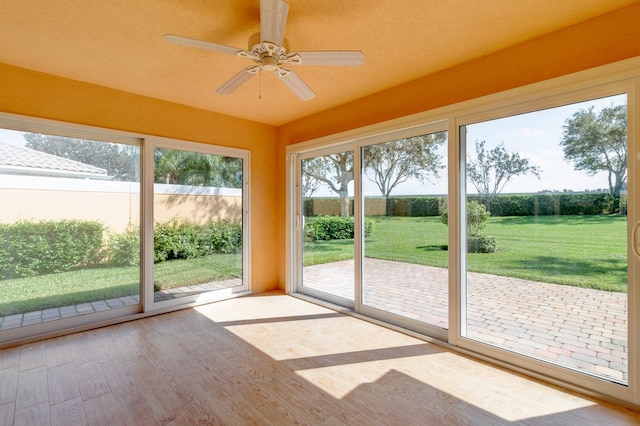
[362,131,449,329]
[299,147,355,303]
[151,145,246,306]
[0,128,141,332]
[460,94,629,384]
[288,66,639,404]
[0,119,251,343]
[292,124,449,338]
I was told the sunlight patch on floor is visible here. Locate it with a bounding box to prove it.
[195,294,601,422]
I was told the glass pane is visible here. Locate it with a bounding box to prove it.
[362,132,448,328]
[0,130,140,330]
[301,151,355,301]
[462,94,628,384]
[152,148,243,302]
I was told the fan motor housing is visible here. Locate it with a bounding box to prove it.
[261,55,278,71]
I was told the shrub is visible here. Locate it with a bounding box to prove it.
[466,201,490,236]
[441,202,496,253]
[0,219,104,279]
[441,201,490,237]
[153,219,183,262]
[153,219,242,263]
[468,235,498,253]
[305,215,375,241]
[199,221,243,254]
[105,225,140,266]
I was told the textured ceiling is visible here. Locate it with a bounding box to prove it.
[0,0,636,126]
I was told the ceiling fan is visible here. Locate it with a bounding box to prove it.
[163,0,364,101]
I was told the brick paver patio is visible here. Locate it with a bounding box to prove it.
[303,258,628,383]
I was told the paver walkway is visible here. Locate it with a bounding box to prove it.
[0,279,241,331]
[303,258,628,383]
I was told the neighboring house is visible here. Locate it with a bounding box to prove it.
[0,141,110,180]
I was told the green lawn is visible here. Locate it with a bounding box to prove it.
[1,215,627,318]
[305,215,627,292]
[0,254,241,317]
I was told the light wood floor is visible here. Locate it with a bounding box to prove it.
[1,293,640,425]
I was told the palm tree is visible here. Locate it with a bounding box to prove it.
[154,149,242,188]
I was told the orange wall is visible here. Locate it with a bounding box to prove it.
[276,3,640,287]
[278,3,640,146]
[0,63,280,293]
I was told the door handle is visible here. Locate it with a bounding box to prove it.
[633,221,640,258]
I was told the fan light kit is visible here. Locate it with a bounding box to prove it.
[164,0,364,100]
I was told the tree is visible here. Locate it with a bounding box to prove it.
[154,148,185,184]
[302,152,353,216]
[301,171,322,199]
[24,134,242,187]
[363,133,446,199]
[154,149,242,188]
[560,104,627,214]
[24,133,138,181]
[467,140,541,212]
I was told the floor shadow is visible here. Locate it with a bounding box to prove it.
[507,255,627,286]
[490,215,626,226]
[416,244,448,251]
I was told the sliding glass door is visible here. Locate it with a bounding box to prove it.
[149,140,249,308]
[289,72,639,403]
[0,117,251,344]
[298,147,355,303]
[460,93,629,384]
[294,126,449,331]
[0,128,140,334]
[361,131,449,329]
[291,91,633,389]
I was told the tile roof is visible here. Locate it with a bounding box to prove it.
[0,141,108,177]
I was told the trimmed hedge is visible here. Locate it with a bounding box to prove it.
[105,225,140,267]
[153,219,242,263]
[468,193,617,216]
[385,197,444,217]
[305,193,623,217]
[306,215,375,241]
[0,219,104,279]
[0,218,243,278]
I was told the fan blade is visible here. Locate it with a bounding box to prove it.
[163,34,242,56]
[216,67,259,95]
[277,68,315,101]
[295,51,365,66]
[260,0,289,45]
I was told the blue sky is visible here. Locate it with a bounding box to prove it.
[359,93,626,196]
[463,94,626,195]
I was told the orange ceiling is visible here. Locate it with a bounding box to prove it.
[0,0,636,126]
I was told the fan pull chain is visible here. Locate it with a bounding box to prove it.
[259,71,262,100]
